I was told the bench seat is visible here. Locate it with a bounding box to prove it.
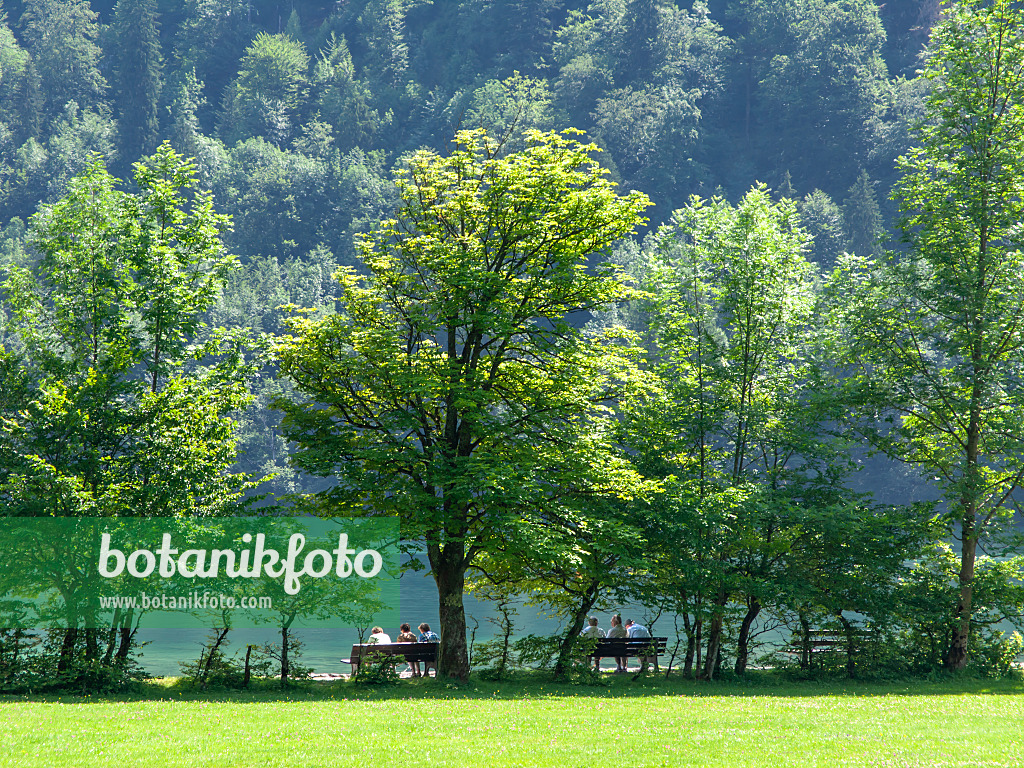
[342,642,438,675]
[588,637,668,670]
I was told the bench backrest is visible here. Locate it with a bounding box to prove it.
[350,642,438,662]
[589,637,668,655]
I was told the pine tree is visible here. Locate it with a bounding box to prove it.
[20,0,107,121]
[110,0,163,169]
[842,169,883,258]
[284,8,302,41]
[168,69,205,161]
[776,169,797,200]
[361,0,408,88]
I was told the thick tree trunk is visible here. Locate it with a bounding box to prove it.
[734,596,761,676]
[432,549,470,681]
[947,336,985,669]
[683,633,696,678]
[57,627,78,673]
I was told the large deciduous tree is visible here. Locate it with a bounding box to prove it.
[277,129,651,680]
[218,33,310,147]
[1,144,247,522]
[635,185,820,679]
[831,0,1024,670]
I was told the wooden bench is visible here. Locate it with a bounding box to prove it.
[588,637,668,670]
[342,642,438,676]
[783,629,875,674]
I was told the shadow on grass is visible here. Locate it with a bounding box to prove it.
[3,669,1022,704]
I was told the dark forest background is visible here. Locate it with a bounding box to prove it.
[0,0,938,500]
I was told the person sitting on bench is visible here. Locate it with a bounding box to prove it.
[625,619,655,671]
[417,623,439,642]
[396,622,420,677]
[581,616,606,669]
[607,614,628,672]
[368,626,391,643]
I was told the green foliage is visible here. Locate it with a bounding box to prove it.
[278,128,651,679]
[311,35,381,152]
[828,0,1024,669]
[737,0,889,191]
[0,20,31,142]
[20,0,106,122]
[110,0,162,168]
[0,627,147,694]
[465,72,557,145]
[178,628,252,688]
[623,184,928,680]
[360,0,411,90]
[258,632,313,688]
[0,0,1010,687]
[842,169,883,258]
[798,189,845,270]
[353,651,402,685]
[219,33,311,146]
[0,146,251,521]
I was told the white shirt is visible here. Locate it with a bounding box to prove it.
[368,632,392,643]
[626,623,651,638]
[581,625,606,638]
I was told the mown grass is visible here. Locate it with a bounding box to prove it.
[1,674,1022,767]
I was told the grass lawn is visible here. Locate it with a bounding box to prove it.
[1,675,1022,767]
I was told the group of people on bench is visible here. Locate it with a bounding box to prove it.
[580,614,653,672]
[367,622,439,677]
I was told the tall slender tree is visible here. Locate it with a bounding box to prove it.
[831,0,1024,670]
[20,0,107,121]
[110,0,162,168]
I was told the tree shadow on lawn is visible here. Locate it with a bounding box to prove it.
[3,670,1022,704]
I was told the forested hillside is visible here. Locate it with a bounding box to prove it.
[5,0,1024,686]
[0,0,940,495]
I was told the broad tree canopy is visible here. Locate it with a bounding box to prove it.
[278,128,652,679]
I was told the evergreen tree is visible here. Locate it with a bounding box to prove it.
[842,169,883,258]
[168,69,206,162]
[284,8,303,41]
[110,0,162,169]
[361,0,409,89]
[312,35,380,151]
[0,17,31,142]
[799,189,845,270]
[20,0,107,121]
[776,169,797,200]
